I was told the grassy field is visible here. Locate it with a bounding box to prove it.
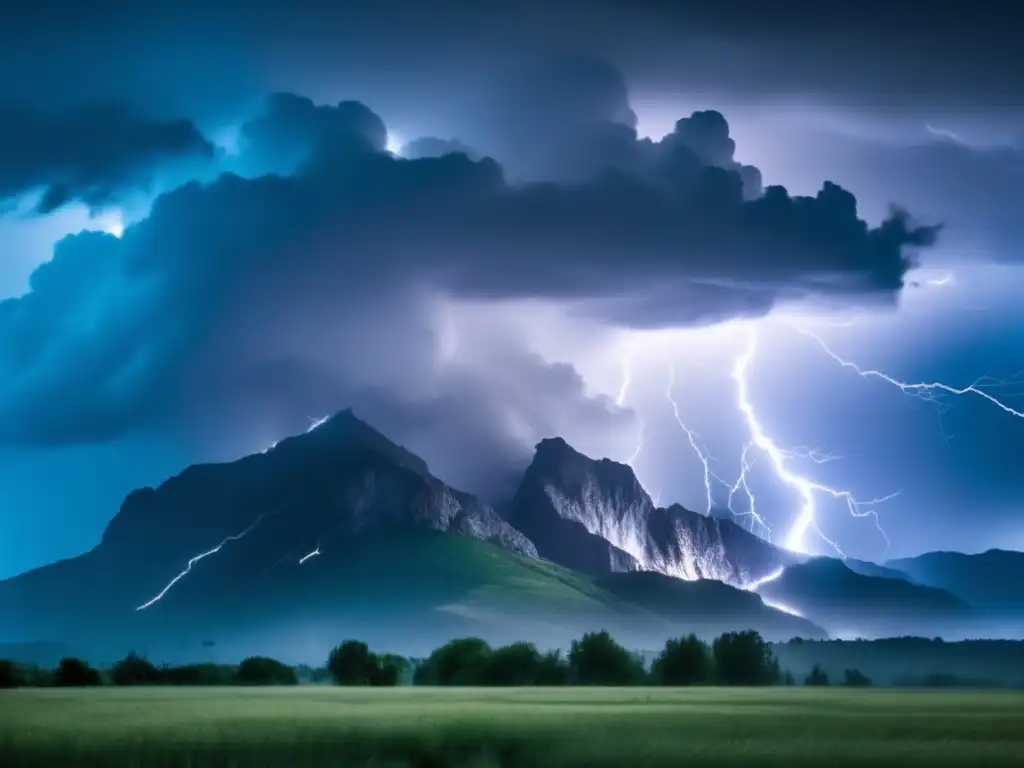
[2,686,1023,767]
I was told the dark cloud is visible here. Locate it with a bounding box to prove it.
[239,93,388,173]
[0,63,936,455]
[473,56,639,182]
[400,137,480,161]
[794,135,1024,257]
[0,103,215,213]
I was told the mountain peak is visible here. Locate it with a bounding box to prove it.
[267,408,431,477]
[529,436,649,502]
[97,409,533,564]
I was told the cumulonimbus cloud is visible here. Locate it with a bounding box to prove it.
[0,59,938,460]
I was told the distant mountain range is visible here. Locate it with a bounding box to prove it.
[1,411,1020,665]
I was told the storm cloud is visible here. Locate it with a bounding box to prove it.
[0,61,938,467]
[0,103,215,213]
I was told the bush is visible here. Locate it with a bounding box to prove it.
[651,634,713,685]
[54,657,102,687]
[414,638,493,686]
[568,631,647,686]
[0,659,25,688]
[843,668,872,687]
[236,656,297,685]
[805,664,830,686]
[712,631,780,685]
[111,652,163,686]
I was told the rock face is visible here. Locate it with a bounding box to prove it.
[507,438,792,585]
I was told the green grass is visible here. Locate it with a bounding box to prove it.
[2,687,1023,767]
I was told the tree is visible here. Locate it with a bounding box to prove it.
[111,652,163,686]
[842,668,872,687]
[782,669,796,686]
[711,631,780,686]
[481,642,545,686]
[374,654,409,687]
[0,660,24,689]
[326,641,406,686]
[568,631,647,686]
[162,663,236,686]
[236,656,298,685]
[413,638,493,686]
[535,650,569,686]
[651,634,713,685]
[54,657,102,687]
[804,664,830,686]
[327,640,380,685]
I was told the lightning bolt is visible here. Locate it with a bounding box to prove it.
[791,325,1024,420]
[742,565,803,617]
[746,567,802,617]
[298,544,321,564]
[136,514,268,611]
[925,123,963,143]
[617,350,647,467]
[732,328,897,556]
[307,415,330,432]
[746,565,785,591]
[666,365,716,514]
[725,441,773,539]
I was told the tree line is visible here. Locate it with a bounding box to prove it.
[0,630,876,689]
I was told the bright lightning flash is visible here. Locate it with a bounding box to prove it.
[95,209,125,238]
[298,545,321,564]
[136,515,267,611]
[742,565,803,617]
[385,132,403,155]
[732,328,896,556]
[616,350,647,466]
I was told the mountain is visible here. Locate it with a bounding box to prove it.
[758,558,975,639]
[843,558,916,583]
[0,412,816,664]
[887,549,1024,617]
[507,437,794,585]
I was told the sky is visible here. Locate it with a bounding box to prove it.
[2,0,1024,578]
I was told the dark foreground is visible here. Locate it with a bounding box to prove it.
[2,687,1022,767]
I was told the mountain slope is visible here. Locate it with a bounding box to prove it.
[887,549,1024,616]
[508,437,793,584]
[843,558,916,583]
[758,558,975,639]
[1,412,533,649]
[594,571,824,639]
